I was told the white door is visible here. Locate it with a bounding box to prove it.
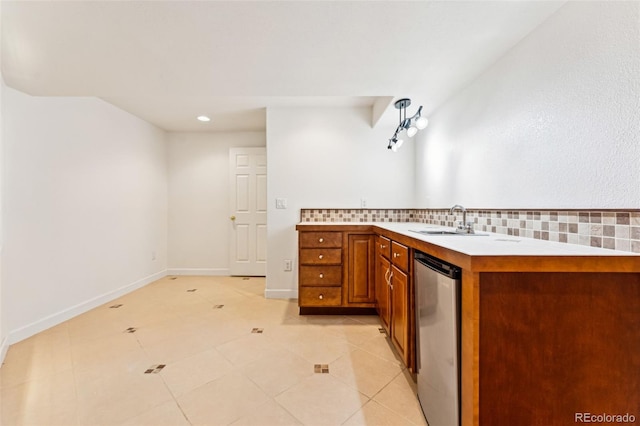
[229,147,267,276]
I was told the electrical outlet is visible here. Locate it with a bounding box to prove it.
[276,198,288,209]
[284,259,293,271]
[151,251,156,261]
[361,198,367,208]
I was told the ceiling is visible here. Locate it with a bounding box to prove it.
[2,1,566,132]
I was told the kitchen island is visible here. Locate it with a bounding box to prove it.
[296,222,640,426]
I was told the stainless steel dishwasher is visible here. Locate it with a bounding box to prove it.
[414,251,461,426]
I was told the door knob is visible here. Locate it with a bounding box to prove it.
[230,215,236,221]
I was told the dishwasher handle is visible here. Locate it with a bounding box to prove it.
[414,251,461,279]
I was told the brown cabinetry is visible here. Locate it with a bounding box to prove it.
[297,228,376,310]
[376,237,412,367]
[375,236,391,333]
[299,248,342,265]
[299,286,342,306]
[299,266,342,286]
[390,241,411,366]
[390,264,409,364]
[299,231,343,248]
[298,231,343,307]
[347,234,375,304]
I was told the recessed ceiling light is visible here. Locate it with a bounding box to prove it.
[197,115,211,122]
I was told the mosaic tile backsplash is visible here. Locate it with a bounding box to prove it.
[300,208,640,254]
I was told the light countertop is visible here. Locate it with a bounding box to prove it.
[297,221,640,257]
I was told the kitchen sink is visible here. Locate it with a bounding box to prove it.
[410,229,489,236]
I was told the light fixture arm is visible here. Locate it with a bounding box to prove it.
[409,106,423,123]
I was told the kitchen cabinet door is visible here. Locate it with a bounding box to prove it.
[376,254,391,333]
[391,264,410,365]
[347,234,376,304]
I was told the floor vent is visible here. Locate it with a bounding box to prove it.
[109,304,123,309]
[169,277,177,280]
[378,328,387,334]
[213,305,224,309]
[125,327,137,333]
[187,289,197,292]
[242,277,250,280]
[251,328,264,334]
[144,364,166,374]
[314,364,329,374]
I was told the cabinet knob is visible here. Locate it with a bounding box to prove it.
[393,252,400,258]
[319,294,324,300]
[319,238,324,243]
[319,273,324,278]
[318,254,324,259]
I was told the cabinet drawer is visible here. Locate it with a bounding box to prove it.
[300,266,342,286]
[391,241,409,273]
[299,287,342,307]
[300,232,342,248]
[300,248,342,265]
[376,235,391,260]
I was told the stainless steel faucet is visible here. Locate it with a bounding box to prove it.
[450,204,474,234]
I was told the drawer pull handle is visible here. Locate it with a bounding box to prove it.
[319,273,324,278]
[393,252,400,258]
[381,244,386,249]
[319,294,324,300]
[318,254,324,259]
[319,238,324,243]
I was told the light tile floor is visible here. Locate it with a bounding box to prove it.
[1,276,428,426]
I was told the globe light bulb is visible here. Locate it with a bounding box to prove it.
[415,116,428,130]
[392,138,404,152]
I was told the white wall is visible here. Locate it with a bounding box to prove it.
[2,86,168,343]
[0,76,6,360]
[266,106,415,298]
[167,131,265,275]
[0,1,7,362]
[416,1,640,209]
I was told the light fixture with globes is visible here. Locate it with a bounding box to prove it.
[387,98,428,152]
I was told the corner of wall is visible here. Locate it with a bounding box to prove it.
[0,335,8,366]
[0,59,6,364]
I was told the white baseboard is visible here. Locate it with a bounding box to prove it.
[167,268,230,276]
[0,335,9,366]
[264,288,298,299]
[7,270,167,345]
